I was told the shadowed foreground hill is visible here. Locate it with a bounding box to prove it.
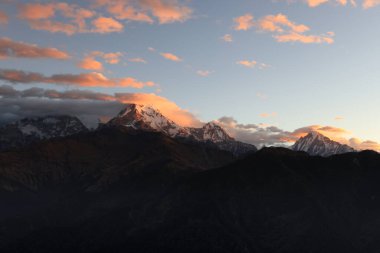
[1,132,380,252]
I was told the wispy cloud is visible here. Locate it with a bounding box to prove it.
[0,37,70,60]
[234,13,334,44]
[196,70,212,77]
[0,69,156,88]
[282,0,379,9]
[237,60,269,69]
[160,52,182,62]
[221,34,233,42]
[95,0,193,24]
[0,85,201,127]
[129,58,147,64]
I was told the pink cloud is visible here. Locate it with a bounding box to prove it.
[0,10,8,25]
[160,52,182,62]
[91,17,123,33]
[78,57,103,71]
[234,13,334,44]
[234,14,254,31]
[0,37,70,59]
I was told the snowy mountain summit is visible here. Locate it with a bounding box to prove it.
[106,104,191,138]
[105,104,257,156]
[292,131,355,157]
[0,115,88,151]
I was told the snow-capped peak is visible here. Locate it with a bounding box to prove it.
[107,104,191,138]
[292,131,355,157]
[201,122,234,143]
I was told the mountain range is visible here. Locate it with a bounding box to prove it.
[0,103,357,157]
[1,104,380,253]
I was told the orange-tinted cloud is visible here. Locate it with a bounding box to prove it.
[142,0,192,24]
[90,51,124,64]
[259,112,277,118]
[0,69,156,88]
[0,37,70,60]
[275,32,334,44]
[0,10,8,25]
[234,14,254,31]
[284,0,380,9]
[257,14,309,33]
[234,13,334,44]
[363,0,380,8]
[160,52,182,62]
[18,3,56,20]
[78,57,103,71]
[91,17,123,33]
[349,138,380,151]
[17,2,127,35]
[237,60,257,68]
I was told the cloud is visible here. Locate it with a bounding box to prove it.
[0,10,8,25]
[160,52,182,62]
[18,3,56,20]
[17,2,128,35]
[0,69,156,88]
[0,37,70,60]
[237,60,258,68]
[283,0,380,9]
[259,112,277,118]
[96,0,192,24]
[363,0,380,8]
[91,16,123,33]
[335,116,344,120]
[0,85,201,128]
[221,34,233,42]
[234,14,254,31]
[78,57,104,71]
[94,0,192,24]
[129,58,147,64]
[101,52,123,64]
[196,70,212,77]
[275,32,334,44]
[79,51,124,70]
[234,13,334,44]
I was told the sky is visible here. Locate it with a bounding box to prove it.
[0,0,380,150]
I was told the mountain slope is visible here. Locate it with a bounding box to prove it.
[2,148,380,252]
[0,115,88,151]
[292,131,355,156]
